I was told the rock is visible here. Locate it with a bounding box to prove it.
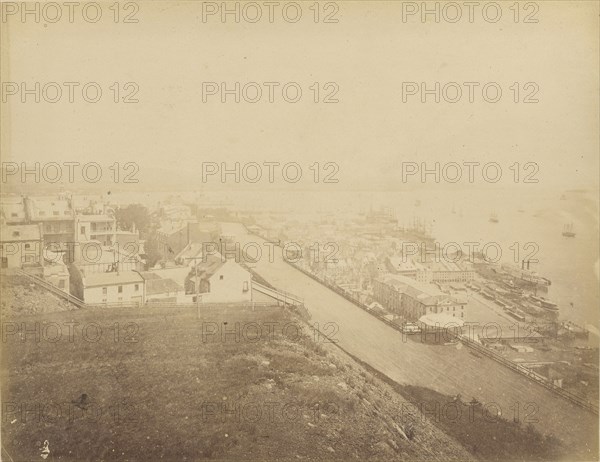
[393,422,409,441]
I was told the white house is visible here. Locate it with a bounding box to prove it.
[80,271,145,305]
[185,255,252,303]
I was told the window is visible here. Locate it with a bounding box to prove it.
[243,281,249,292]
[11,213,17,217]
[220,275,224,280]
[135,284,139,291]
[461,312,464,318]
[58,280,65,289]
[102,287,107,295]
[12,231,20,237]
[53,211,59,216]
[39,211,45,216]
[118,285,123,293]
[24,244,31,250]
[80,227,85,235]
[64,211,70,215]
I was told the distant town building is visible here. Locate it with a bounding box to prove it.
[42,256,70,293]
[75,213,117,246]
[388,256,474,284]
[71,243,144,274]
[157,222,189,260]
[25,196,75,249]
[0,223,43,268]
[0,195,28,224]
[373,273,466,321]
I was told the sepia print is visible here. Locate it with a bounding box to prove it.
[1,1,599,461]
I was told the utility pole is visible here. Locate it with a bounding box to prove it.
[185,256,204,315]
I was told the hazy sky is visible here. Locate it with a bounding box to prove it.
[1,1,598,191]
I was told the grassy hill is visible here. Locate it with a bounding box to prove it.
[1,273,78,317]
[1,302,474,461]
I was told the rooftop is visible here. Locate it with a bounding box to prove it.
[192,255,226,280]
[83,271,144,287]
[146,277,184,295]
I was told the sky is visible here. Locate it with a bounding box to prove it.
[1,1,598,193]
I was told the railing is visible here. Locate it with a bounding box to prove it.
[455,333,599,415]
[15,269,85,308]
[252,281,304,306]
[85,300,279,311]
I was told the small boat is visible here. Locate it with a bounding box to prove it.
[489,212,499,223]
[562,223,576,238]
[530,295,559,312]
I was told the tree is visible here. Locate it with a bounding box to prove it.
[143,234,162,270]
[115,204,151,233]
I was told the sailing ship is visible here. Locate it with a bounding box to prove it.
[562,223,576,238]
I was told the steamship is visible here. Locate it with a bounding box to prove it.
[501,261,552,288]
